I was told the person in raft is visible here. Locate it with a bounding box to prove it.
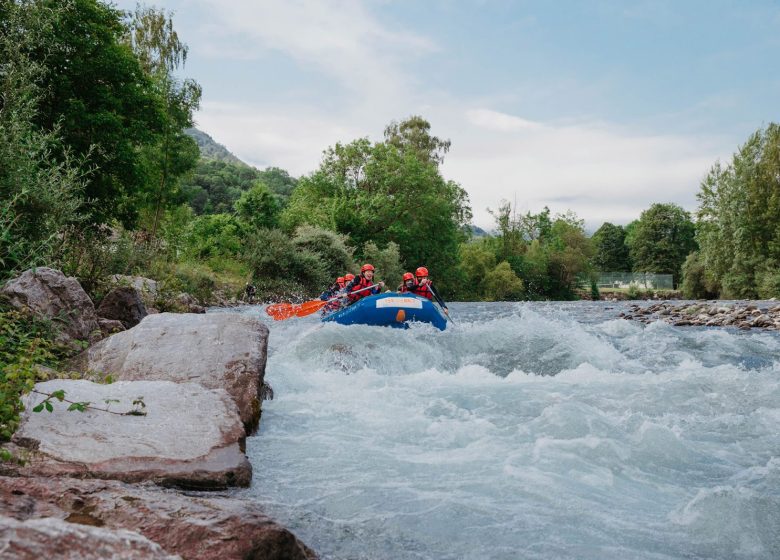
[319,276,347,313]
[346,264,384,304]
[397,272,417,293]
[412,266,450,316]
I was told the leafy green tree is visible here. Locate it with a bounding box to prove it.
[185,214,243,259]
[591,222,631,271]
[629,203,696,285]
[458,240,497,300]
[256,167,298,202]
[363,241,402,288]
[280,117,472,294]
[124,5,201,239]
[384,115,451,166]
[696,123,780,297]
[0,0,84,280]
[29,0,166,226]
[234,182,280,230]
[484,262,524,301]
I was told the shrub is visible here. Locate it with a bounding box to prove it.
[292,225,355,280]
[0,307,62,442]
[484,261,524,301]
[244,228,329,298]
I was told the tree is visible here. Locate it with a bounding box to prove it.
[0,0,85,280]
[363,241,402,288]
[384,115,451,166]
[124,5,201,239]
[591,222,631,272]
[234,182,280,230]
[279,117,472,294]
[629,203,696,285]
[484,262,524,301]
[29,0,166,226]
[458,240,497,300]
[696,123,780,297]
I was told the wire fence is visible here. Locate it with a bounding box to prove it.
[595,272,674,290]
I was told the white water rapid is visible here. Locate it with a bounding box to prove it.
[232,302,780,559]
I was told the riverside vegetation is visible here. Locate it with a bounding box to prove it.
[2,1,780,441]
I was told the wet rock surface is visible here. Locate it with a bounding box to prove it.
[70,313,269,433]
[8,380,251,489]
[0,477,317,560]
[620,301,780,330]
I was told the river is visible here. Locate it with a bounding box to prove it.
[235,301,780,559]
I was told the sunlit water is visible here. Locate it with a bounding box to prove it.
[222,302,780,559]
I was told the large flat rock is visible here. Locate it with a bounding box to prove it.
[0,515,180,560]
[0,476,317,560]
[9,380,251,489]
[71,312,269,433]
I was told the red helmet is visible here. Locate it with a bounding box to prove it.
[402,272,414,281]
[344,273,355,281]
[337,276,345,283]
[360,264,375,273]
[415,266,429,277]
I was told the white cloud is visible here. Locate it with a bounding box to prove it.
[192,0,435,105]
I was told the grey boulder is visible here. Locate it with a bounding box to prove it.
[1,267,100,345]
[96,286,147,329]
[71,312,269,433]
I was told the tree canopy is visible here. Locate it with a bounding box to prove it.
[629,203,696,284]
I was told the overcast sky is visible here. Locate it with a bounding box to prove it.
[115,0,780,229]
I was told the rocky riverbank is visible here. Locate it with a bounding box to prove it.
[620,300,780,330]
[0,267,316,558]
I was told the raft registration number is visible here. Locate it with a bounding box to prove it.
[376,297,423,309]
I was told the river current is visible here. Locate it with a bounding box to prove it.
[232,301,780,559]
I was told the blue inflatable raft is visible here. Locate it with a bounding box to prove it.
[321,292,447,330]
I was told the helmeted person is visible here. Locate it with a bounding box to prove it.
[412,266,450,317]
[344,273,355,283]
[398,272,417,293]
[411,266,434,300]
[346,264,384,303]
[320,276,345,301]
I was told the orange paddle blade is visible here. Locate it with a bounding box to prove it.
[265,303,297,320]
[265,299,328,321]
[294,300,327,317]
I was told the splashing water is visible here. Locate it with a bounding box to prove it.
[228,302,780,559]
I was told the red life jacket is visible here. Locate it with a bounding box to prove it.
[412,281,434,300]
[348,275,376,302]
[398,279,418,293]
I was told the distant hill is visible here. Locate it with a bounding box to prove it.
[185,128,246,166]
[471,225,489,237]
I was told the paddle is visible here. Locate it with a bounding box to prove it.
[265,283,381,321]
[427,282,454,324]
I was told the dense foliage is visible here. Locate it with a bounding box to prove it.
[591,223,632,272]
[693,123,780,298]
[280,116,471,293]
[629,203,696,284]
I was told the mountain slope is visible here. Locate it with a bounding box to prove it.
[184,128,246,165]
